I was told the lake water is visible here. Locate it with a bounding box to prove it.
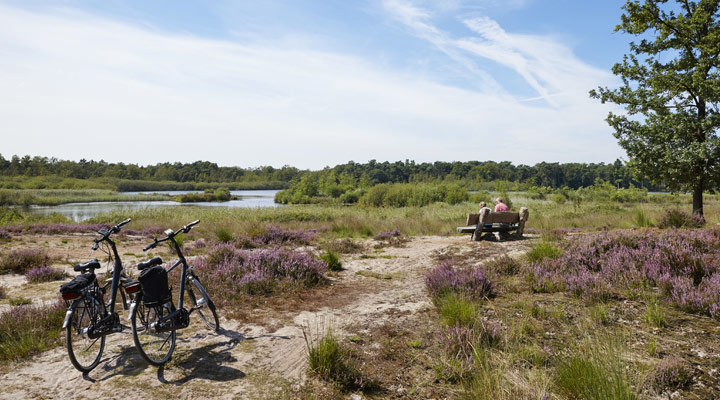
[25,190,282,222]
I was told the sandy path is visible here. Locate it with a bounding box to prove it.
[0,235,531,399]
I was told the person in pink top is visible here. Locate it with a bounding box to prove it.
[494,197,509,212]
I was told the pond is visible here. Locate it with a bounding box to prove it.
[24,190,282,222]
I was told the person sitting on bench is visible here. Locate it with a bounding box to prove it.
[494,197,509,212]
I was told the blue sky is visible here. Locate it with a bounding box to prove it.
[0,0,632,169]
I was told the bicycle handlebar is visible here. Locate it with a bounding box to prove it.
[93,218,132,247]
[143,220,200,251]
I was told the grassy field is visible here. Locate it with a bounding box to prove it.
[0,188,171,206]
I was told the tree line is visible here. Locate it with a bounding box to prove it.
[0,154,660,192]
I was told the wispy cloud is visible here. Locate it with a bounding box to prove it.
[382,0,615,107]
[0,3,622,168]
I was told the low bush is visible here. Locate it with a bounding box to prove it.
[425,260,494,301]
[195,243,327,299]
[0,249,52,274]
[657,209,705,229]
[523,229,720,316]
[483,255,520,275]
[0,301,66,360]
[647,357,693,390]
[25,266,69,283]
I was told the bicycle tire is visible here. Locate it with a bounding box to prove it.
[131,293,176,366]
[186,277,219,332]
[66,296,106,373]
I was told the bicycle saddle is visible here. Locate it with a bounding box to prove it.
[137,256,163,270]
[73,259,101,272]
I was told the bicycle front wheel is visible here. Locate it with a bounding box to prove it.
[186,277,219,332]
[131,294,176,366]
[66,297,106,373]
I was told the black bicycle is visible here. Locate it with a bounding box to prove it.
[60,218,141,373]
[130,220,219,366]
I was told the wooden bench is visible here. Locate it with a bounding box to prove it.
[456,207,529,241]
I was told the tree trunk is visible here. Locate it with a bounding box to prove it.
[693,179,704,218]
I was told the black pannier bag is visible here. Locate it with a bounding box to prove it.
[138,265,171,306]
[60,273,94,296]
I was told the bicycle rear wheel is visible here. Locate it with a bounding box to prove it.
[131,294,176,366]
[186,277,219,332]
[66,296,106,373]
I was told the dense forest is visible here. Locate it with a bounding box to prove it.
[0,154,659,193]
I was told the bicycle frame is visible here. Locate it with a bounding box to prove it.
[103,237,126,315]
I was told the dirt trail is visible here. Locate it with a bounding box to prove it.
[0,235,530,399]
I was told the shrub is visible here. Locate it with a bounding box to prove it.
[658,209,704,229]
[325,238,364,254]
[251,226,317,246]
[523,229,720,318]
[0,229,10,240]
[195,244,327,298]
[0,285,6,299]
[374,228,402,241]
[0,300,66,360]
[320,249,342,271]
[25,266,69,283]
[425,261,494,301]
[0,249,51,274]
[215,228,234,243]
[647,357,693,390]
[484,255,520,275]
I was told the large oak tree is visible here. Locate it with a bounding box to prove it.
[591,0,720,217]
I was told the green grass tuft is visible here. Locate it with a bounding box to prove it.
[437,293,477,327]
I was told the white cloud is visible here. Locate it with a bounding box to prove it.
[0,3,623,169]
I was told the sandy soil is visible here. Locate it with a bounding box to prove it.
[0,233,530,399]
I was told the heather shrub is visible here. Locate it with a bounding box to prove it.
[374,228,402,241]
[195,244,327,299]
[425,260,494,301]
[483,255,520,275]
[0,285,6,299]
[0,229,10,240]
[0,249,52,274]
[25,266,69,283]
[251,226,317,246]
[647,357,693,390]
[325,238,364,254]
[657,209,704,229]
[0,300,65,360]
[523,229,720,317]
[438,321,503,381]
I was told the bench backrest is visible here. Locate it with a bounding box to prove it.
[466,211,520,226]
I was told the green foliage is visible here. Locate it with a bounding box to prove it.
[357,183,468,207]
[175,187,232,203]
[633,208,653,228]
[643,298,667,328]
[657,209,705,229]
[590,0,720,216]
[525,241,563,263]
[554,335,638,400]
[437,294,477,327]
[589,303,611,325]
[320,249,342,271]
[215,228,234,243]
[303,326,365,390]
[9,297,31,306]
[0,301,65,361]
